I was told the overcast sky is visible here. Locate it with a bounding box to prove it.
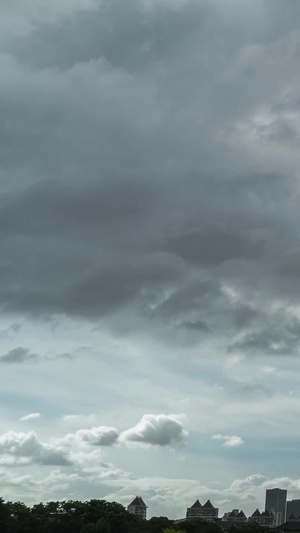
[1,0,300,519]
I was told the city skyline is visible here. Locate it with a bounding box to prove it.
[127,488,300,524]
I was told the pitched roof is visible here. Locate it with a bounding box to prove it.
[203,500,215,509]
[128,496,147,507]
[191,500,202,509]
[252,509,261,517]
[237,511,246,518]
[228,511,237,518]
[138,497,147,508]
[262,510,271,517]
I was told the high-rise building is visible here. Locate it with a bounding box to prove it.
[265,488,287,525]
[287,500,300,520]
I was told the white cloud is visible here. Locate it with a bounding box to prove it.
[120,414,188,447]
[211,434,244,447]
[59,415,187,449]
[229,474,267,493]
[76,426,119,446]
[20,413,41,422]
[0,431,71,466]
[58,425,119,448]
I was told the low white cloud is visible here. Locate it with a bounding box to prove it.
[212,434,244,447]
[59,415,187,449]
[20,413,41,422]
[76,426,119,446]
[229,474,267,493]
[0,464,298,519]
[0,431,71,466]
[120,414,188,447]
[59,426,119,448]
[63,414,97,425]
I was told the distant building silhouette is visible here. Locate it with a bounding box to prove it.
[222,508,276,527]
[186,499,218,521]
[275,521,300,533]
[265,488,287,525]
[226,510,247,522]
[287,501,300,521]
[127,496,147,519]
[249,509,276,527]
[287,514,300,522]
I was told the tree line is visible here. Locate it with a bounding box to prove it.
[0,497,273,533]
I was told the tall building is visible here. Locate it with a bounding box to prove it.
[127,496,147,519]
[265,488,287,525]
[287,500,300,520]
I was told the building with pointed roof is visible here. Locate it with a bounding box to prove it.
[186,499,218,522]
[248,508,276,527]
[236,511,247,522]
[191,500,202,509]
[223,509,247,522]
[127,496,147,519]
[224,509,253,524]
[223,509,240,521]
[222,508,276,527]
[252,509,261,517]
[203,500,215,509]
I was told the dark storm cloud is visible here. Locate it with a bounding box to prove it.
[233,306,260,329]
[1,0,300,356]
[168,230,264,266]
[6,1,215,72]
[155,280,222,317]
[0,178,157,236]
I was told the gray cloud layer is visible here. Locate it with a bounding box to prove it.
[1,0,300,356]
